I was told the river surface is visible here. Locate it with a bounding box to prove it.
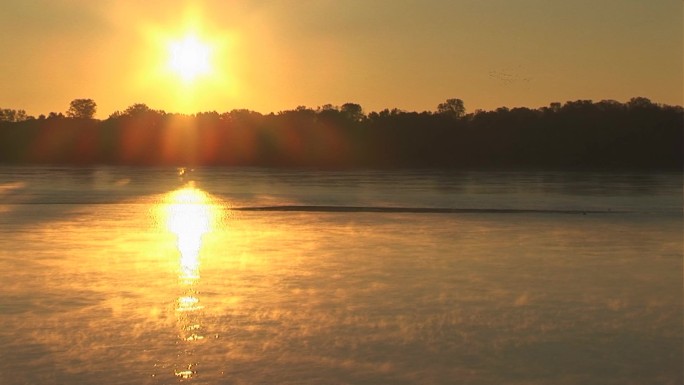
[0,166,681,385]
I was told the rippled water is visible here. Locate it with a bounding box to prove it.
[0,166,681,384]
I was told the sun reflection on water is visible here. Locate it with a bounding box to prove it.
[167,187,212,286]
[162,182,218,380]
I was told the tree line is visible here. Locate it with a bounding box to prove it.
[0,97,681,169]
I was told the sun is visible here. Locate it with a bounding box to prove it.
[167,34,213,83]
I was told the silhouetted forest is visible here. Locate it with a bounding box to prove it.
[0,98,681,169]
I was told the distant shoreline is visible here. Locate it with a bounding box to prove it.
[1,98,681,170]
[0,162,680,173]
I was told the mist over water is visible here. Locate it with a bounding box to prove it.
[0,166,681,384]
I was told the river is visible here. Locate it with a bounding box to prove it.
[0,166,681,384]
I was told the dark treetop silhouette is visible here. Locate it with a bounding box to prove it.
[0,97,681,169]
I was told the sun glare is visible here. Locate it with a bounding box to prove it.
[168,35,213,83]
[137,13,239,112]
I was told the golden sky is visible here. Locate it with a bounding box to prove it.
[0,0,682,118]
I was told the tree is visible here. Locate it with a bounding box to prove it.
[627,97,655,110]
[437,98,465,118]
[340,103,365,122]
[123,103,153,117]
[549,102,562,112]
[107,110,123,119]
[67,98,97,119]
[0,108,29,122]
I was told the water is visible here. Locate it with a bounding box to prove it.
[0,166,681,384]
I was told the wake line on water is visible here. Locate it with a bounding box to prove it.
[234,206,621,215]
[2,202,625,214]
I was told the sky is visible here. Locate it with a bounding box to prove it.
[0,0,682,118]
